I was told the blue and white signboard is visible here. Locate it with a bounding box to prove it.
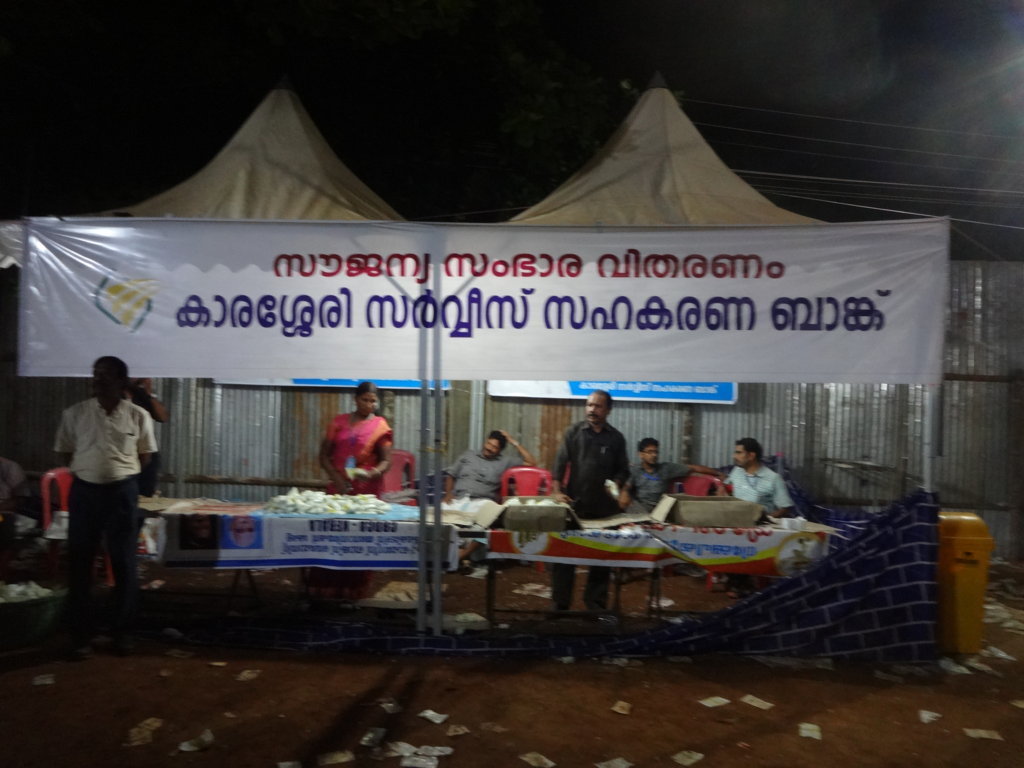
[215,378,450,390]
[488,380,737,404]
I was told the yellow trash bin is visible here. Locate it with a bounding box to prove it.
[937,511,995,654]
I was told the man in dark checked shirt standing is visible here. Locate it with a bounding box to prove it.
[550,390,630,612]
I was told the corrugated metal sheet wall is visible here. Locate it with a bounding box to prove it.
[2,262,1021,554]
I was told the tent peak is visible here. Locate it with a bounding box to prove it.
[646,71,669,90]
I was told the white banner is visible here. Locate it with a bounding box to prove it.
[160,512,458,570]
[19,217,948,383]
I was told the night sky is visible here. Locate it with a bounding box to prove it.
[2,1,1022,259]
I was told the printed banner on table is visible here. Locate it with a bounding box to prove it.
[161,512,457,570]
[20,217,948,383]
[488,525,827,576]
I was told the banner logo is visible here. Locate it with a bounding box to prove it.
[93,277,157,332]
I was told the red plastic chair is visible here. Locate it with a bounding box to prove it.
[680,474,723,496]
[41,467,114,586]
[500,466,553,497]
[381,449,416,493]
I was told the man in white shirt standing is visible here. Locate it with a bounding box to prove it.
[55,356,156,659]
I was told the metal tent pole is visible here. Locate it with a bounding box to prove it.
[430,313,445,635]
[922,384,936,493]
[415,316,430,633]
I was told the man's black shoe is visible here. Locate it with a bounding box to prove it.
[69,644,93,661]
[112,636,135,657]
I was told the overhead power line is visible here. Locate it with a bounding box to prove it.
[694,121,1024,166]
[759,191,1024,231]
[736,169,1024,197]
[682,97,1024,141]
[713,138,1020,177]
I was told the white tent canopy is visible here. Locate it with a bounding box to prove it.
[510,85,815,226]
[0,84,401,267]
[113,84,402,221]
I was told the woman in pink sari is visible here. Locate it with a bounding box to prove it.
[319,381,393,496]
[310,381,393,599]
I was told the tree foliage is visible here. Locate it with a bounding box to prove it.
[0,0,628,221]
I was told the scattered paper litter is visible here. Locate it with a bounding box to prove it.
[889,664,931,678]
[480,722,509,732]
[798,723,822,740]
[378,697,403,714]
[671,751,704,767]
[519,752,556,768]
[981,645,1016,661]
[417,709,449,723]
[32,673,55,686]
[360,727,387,747]
[158,669,173,678]
[919,710,942,724]
[124,717,164,747]
[416,746,454,756]
[594,759,633,768]
[739,694,774,710]
[964,657,1001,676]
[964,728,1004,740]
[235,668,262,681]
[446,724,470,737]
[873,670,905,684]
[223,712,237,718]
[938,657,972,675]
[1010,700,1024,709]
[556,656,575,664]
[317,750,355,764]
[752,655,833,670]
[603,657,632,667]
[386,742,418,757]
[178,728,214,752]
[208,661,228,667]
[611,700,632,715]
[466,567,488,579]
[400,756,437,768]
[698,696,730,708]
[165,649,194,658]
[454,611,487,623]
[513,583,553,598]
[278,762,302,768]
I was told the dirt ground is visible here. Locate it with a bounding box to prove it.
[3,558,1024,768]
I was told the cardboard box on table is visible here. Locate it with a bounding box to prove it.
[651,493,765,527]
[496,496,581,532]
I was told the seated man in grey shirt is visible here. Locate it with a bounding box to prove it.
[443,430,536,504]
[619,437,727,513]
[443,430,536,566]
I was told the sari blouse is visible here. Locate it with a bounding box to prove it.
[325,413,393,496]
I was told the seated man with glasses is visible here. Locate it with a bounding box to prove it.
[619,437,727,513]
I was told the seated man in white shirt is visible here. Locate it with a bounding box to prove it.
[725,437,794,519]
[722,437,794,598]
